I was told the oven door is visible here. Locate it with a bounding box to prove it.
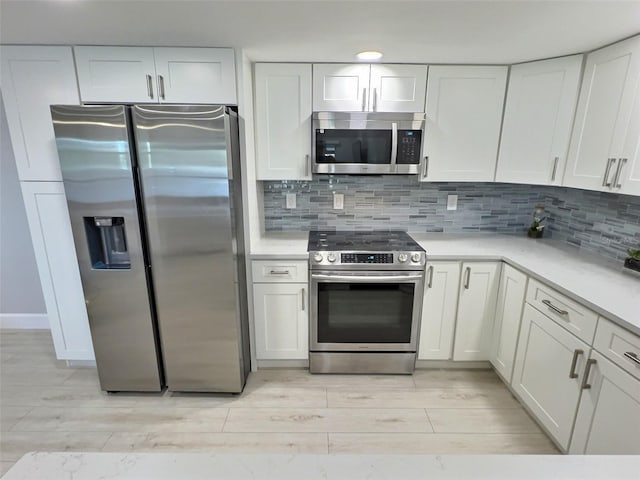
[310,270,424,352]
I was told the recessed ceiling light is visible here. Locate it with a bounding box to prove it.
[356,51,383,61]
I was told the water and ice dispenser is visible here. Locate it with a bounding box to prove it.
[84,216,131,269]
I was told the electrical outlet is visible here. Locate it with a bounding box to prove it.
[333,193,344,210]
[286,193,296,209]
[447,194,458,211]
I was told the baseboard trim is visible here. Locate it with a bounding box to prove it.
[0,313,49,329]
[415,360,492,369]
[257,359,309,369]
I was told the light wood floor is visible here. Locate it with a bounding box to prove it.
[0,330,557,475]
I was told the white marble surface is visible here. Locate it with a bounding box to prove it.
[3,452,640,480]
[251,233,640,335]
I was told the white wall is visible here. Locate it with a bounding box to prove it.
[0,97,46,319]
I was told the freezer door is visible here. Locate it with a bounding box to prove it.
[51,105,163,392]
[132,105,245,392]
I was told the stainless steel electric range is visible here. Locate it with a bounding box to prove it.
[308,231,427,374]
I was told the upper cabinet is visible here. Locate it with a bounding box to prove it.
[422,66,508,182]
[0,46,80,182]
[312,63,427,112]
[74,46,237,104]
[496,55,583,186]
[564,35,640,195]
[254,63,312,180]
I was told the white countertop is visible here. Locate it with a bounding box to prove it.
[4,452,640,480]
[251,233,640,335]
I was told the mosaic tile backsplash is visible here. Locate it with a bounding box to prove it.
[263,175,640,262]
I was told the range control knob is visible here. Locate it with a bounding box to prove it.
[411,253,421,263]
[313,253,324,263]
[398,253,408,263]
[327,253,337,263]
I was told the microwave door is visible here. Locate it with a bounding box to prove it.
[314,129,393,174]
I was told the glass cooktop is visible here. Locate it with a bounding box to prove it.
[308,230,424,252]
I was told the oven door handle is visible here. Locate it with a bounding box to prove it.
[311,273,424,282]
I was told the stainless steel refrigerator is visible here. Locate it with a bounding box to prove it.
[51,104,250,393]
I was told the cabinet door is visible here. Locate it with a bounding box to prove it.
[422,66,507,182]
[496,55,583,186]
[0,46,79,182]
[253,283,308,360]
[570,351,640,454]
[369,64,428,112]
[312,64,370,111]
[490,264,528,382]
[453,262,501,361]
[255,63,312,180]
[512,304,588,450]
[418,262,460,360]
[74,46,157,103]
[20,182,94,361]
[153,47,237,104]
[564,35,640,192]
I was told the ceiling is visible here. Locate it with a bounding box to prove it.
[1,1,639,64]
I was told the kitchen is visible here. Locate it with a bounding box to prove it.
[1,1,640,478]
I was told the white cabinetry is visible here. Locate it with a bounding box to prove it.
[422,66,508,182]
[74,46,237,104]
[252,261,308,360]
[453,262,501,361]
[254,63,312,180]
[564,35,640,195]
[490,264,528,382]
[20,183,94,360]
[418,262,460,360]
[496,55,583,185]
[313,64,427,112]
[0,46,79,182]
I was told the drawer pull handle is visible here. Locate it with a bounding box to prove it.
[269,270,290,275]
[569,349,584,379]
[463,267,471,289]
[581,358,597,389]
[542,299,568,316]
[624,351,640,366]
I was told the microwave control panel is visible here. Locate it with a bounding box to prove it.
[396,130,422,165]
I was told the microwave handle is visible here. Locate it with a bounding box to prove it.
[390,122,398,165]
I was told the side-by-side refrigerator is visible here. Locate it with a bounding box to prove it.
[51,104,250,393]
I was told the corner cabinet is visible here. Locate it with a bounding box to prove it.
[564,35,640,195]
[495,55,583,186]
[422,66,507,182]
[74,46,237,104]
[254,63,312,180]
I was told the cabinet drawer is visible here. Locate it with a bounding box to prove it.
[252,260,308,283]
[594,317,640,380]
[526,278,597,344]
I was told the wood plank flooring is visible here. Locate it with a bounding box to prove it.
[0,330,557,475]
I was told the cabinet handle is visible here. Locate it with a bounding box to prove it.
[602,158,617,187]
[362,88,367,111]
[551,156,559,182]
[269,270,290,275]
[581,358,597,389]
[158,75,166,100]
[463,267,471,289]
[305,154,310,177]
[301,288,305,311]
[569,349,584,379]
[624,351,640,366]
[146,74,154,99]
[614,158,627,189]
[422,156,429,179]
[373,88,378,111]
[427,266,434,288]
[542,299,568,316]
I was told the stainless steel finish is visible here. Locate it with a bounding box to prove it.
[390,122,398,165]
[624,351,640,366]
[132,105,248,393]
[361,88,367,111]
[146,74,154,99]
[373,87,378,111]
[301,288,305,311]
[581,358,597,389]
[310,250,425,270]
[269,270,291,275]
[157,75,166,100]
[463,267,471,289]
[305,154,310,177]
[542,299,568,316]
[427,265,434,288]
[569,349,584,378]
[614,158,628,189]
[602,158,617,187]
[422,156,429,178]
[311,272,425,282]
[309,352,416,374]
[51,105,162,392]
[551,156,559,181]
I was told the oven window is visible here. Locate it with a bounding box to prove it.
[315,130,392,164]
[317,283,414,343]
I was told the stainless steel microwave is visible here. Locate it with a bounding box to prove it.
[312,112,426,175]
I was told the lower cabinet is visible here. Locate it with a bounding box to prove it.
[253,282,308,360]
[512,303,588,450]
[489,264,528,381]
